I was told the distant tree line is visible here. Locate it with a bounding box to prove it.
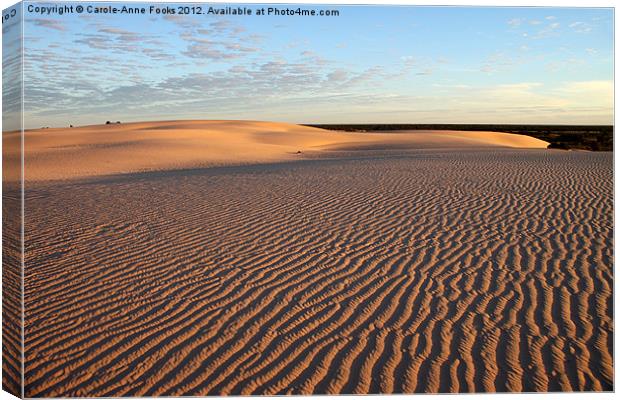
[304,124,613,151]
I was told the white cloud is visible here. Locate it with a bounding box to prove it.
[528,21,561,39]
[569,22,592,33]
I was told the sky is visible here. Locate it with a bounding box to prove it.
[2,2,615,129]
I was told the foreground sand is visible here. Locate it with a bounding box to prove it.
[11,122,613,395]
[4,120,548,182]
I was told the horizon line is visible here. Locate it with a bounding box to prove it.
[6,118,615,132]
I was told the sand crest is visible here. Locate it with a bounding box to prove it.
[4,120,548,181]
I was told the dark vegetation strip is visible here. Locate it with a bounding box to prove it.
[304,124,613,152]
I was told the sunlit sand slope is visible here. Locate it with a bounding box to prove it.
[22,149,612,396]
[4,120,547,181]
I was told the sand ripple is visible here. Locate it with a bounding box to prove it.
[20,149,612,396]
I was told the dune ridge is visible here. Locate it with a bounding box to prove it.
[20,147,612,396]
[4,120,548,181]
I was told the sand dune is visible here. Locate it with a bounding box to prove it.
[17,122,612,396]
[4,120,548,181]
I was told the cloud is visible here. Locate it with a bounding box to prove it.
[345,66,385,86]
[509,18,563,40]
[79,27,173,61]
[432,83,471,89]
[494,82,543,91]
[141,47,175,61]
[2,51,23,118]
[180,33,260,60]
[201,20,246,36]
[29,19,66,31]
[19,7,613,129]
[74,26,166,56]
[225,43,259,52]
[98,27,141,42]
[399,56,417,72]
[182,44,242,60]
[457,81,612,123]
[246,34,266,43]
[75,33,153,54]
[555,80,612,96]
[416,69,433,76]
[163,14,200,28]
[353,80,611,125]
[22,76,614,127]
[545,57,586,72]
[569,21,592,33]
[177,20,262,61]
[327,69,349,82]
[479,51,523,73]
[21,49,395,128]
[529,21,561,39]
[299,50,328,66]
[210,20,232,30]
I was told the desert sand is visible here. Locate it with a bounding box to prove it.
[3,120,547,182]
[9,121,613,396]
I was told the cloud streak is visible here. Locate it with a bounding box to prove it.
[28,18,66,31]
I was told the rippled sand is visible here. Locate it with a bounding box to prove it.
[6,122,613,396]
[3,122,613,397]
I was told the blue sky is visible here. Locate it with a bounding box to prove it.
[3,2,614,129]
